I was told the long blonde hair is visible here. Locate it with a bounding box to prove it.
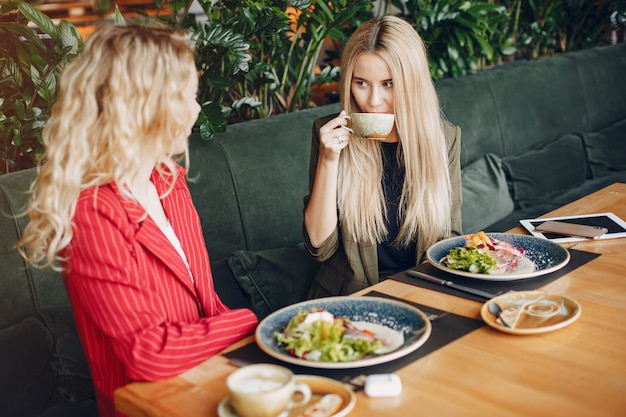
[18,23,198,270]
[338,16,451,249]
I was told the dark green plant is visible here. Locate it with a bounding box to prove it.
[561,0,616,51]
[391,0,514,79]
[198,0,372,119]
[157,0,372,138]
[3,0,620,171]
[193,0,292,126]
[0,0,83,173]
[516,0,565,59]
[496,0,619,60]
[120,0,258,138]
[276,0,373,113]
[191,21,255,136]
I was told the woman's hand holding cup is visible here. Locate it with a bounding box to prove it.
[319,111,352,159]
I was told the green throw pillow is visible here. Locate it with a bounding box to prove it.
[461,153,515,233]
[584,119,626,178]
[228,244,319,319]
[501,133,588,209]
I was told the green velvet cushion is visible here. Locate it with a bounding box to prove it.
[584,119,626,178]
[228,244,319,319]
[211,258,249,309]
[1,317,56,417]
[501,133,588,209]
[461,153,515,233]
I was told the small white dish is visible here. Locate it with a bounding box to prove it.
[480,290,582,335]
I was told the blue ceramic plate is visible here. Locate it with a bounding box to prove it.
[255,296,431,369]
[427,233,570,281]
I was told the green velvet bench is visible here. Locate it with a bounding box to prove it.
[1,43,624,417]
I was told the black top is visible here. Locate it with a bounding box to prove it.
[377,142,417,278]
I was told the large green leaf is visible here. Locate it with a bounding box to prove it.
[474,35,494,59]
[17,2,60,44]
[447,44,460,60]
[114,5,126,24]
[23,106,43,121]
[196,101,229,140]
[0,22,45,49]
[313,0,334,21]
[58,20,83,55]
[33,67,56,103]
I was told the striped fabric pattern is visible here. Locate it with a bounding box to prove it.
[62,166,257,417]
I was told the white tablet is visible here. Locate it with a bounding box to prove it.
[519,212,626,243]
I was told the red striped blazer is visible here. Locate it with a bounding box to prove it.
[62,165,257,417]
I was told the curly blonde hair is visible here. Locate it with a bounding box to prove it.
[338,16,451,249]
[18,23,198,270]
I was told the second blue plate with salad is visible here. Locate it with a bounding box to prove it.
[255,296,431,369]
[427,233,570,281]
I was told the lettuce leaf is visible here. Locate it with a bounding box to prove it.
[444,246,496,273]
[274,309,383,362]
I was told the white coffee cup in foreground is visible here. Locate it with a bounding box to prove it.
[226,364,311,417]
[343,112,395,139]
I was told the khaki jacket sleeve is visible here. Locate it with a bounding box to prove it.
[444,120,463,237]
[302,114,341,262]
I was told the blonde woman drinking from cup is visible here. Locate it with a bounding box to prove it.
[304,16,463,297]
[17,24,257,417]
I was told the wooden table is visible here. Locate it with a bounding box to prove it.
[115,182,626,417]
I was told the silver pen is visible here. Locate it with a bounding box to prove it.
[406,269,499,299]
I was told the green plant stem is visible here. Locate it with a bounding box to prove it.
[175,0,195,31]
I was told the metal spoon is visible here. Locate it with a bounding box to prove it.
[488,301,511,328]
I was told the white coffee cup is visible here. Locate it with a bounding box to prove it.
[226,364,311,417]
[343,112,395,139]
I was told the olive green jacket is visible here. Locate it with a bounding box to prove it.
[303,115,463,297]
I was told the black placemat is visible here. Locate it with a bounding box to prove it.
[391,249,600,302]
[223,291,484,384]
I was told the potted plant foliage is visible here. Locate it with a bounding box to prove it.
[157,0,373,138]
[0,0,83,173]
[2,0,621,172]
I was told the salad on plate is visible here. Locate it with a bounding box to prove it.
[442,231,535,275]
[273,308,403,363]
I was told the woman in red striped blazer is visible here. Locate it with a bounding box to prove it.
[18,24,258,417]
